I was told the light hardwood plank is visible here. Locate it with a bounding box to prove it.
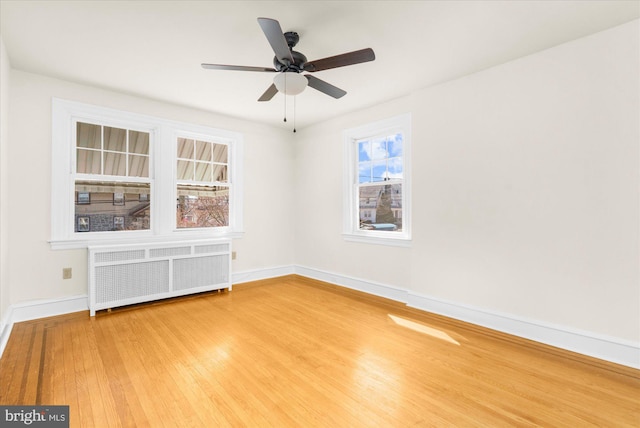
[1,275,638,427]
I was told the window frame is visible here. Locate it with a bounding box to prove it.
[174,131,233,231]
[342,113,411,247]
[50,98,243,249]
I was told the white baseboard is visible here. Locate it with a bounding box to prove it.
[293,266,640,370]
[0,306,15,361]
[10,294,89,324]
[294,265,409,303]
[1,267,638,370]
[406,291,640,370]
[232,265,295,285]
[0,294,88,359]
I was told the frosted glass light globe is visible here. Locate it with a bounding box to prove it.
[273,72,308,95]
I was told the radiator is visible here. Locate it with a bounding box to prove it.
[88,239,231,316]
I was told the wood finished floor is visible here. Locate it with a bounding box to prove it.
[1,275,638,427]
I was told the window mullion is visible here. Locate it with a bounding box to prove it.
[191,140,196,181]
[125,129,129,177]
[100,125,104,175]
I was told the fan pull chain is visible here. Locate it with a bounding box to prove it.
[280,74,297,133]
[293,96,297,133]
[283,74,287,123]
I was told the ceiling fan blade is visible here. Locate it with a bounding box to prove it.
[305,75,347,99]
[201,63,277,72]
[258,84,279,102]
[257,18,294,64]
[304,48,375,72]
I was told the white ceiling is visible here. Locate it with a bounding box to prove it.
[1,1,638,130]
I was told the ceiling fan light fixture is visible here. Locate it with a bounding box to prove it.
[273,72,308,95]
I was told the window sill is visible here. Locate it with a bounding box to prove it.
[342,233,412,248]
[49,231,244,250]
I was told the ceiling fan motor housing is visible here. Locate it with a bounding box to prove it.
[284,31,299,48]
[272,31,306,72]
[274,50,307,72]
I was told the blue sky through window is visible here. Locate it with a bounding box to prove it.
[358,133,403,183]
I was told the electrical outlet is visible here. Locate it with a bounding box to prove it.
[232,251,237,260]
[62,268,72,279]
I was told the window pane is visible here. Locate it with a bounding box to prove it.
[358,161,371,183]
[388,157,403,179]
[128,154,149,177]
[212,164,228,183]
[74,181,151,232]
[104,127,126,152]
[358,183,402,232]
[212,143,228,163]
[103,152,126,176]
[77,149,101,174]
[358,141,371,162]
[129,130,149,154]
[77,122,101,149]
[177,138,194,159]
[388,134,403,157]
[76,124,151,178]
[176,185,229,228]
[194,162,211,182]
[195,140,212,161]
[372,160,387,182]
[177,160,194,181]
[371,138,387,160]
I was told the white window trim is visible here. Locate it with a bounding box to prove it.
[50,98,243,250]
[342,113,411,247]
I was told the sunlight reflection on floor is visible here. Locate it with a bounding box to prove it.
[388,314,461,345]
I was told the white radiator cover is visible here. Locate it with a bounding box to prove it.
[88,239,231,316]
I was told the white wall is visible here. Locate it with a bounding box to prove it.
[294,97,414,290]
[0,36,10,331]
[6,70,295,305]
[295,21,639,345]
[411,20,639,341]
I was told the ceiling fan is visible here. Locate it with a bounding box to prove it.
[201,17,376,102]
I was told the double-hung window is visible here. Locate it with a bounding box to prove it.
[176,136,230,229]
[74,121,152,233]
[343,113,411,246]
[51,99,243,249]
